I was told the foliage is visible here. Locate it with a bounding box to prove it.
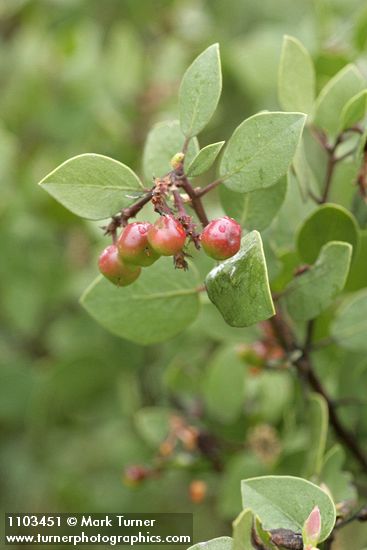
[2,1,367,549]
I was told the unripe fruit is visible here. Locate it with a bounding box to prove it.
[189,480,207,504]
[98,245,141,286]
[200,216,241,260]
[147,215,186,256]
[117,222,160,267]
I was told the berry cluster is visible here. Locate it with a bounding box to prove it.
[98,214,242,287]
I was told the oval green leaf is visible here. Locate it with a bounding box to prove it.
[313,65,365,137]
[38,153,144,220]
[134,407,172,447]
[188,537,233,550]
[297,204,359,264]
[305,393,329,479]
[241,475,336,542]
[179,44,222,138]
[187,141,225,177]
[203,347,245,424]
[278,35,315,115]
[219,175,287,231]
[205,231,275,327]
[345,229,367,291]
[80,258,200,345]
[142,120,199,179]
[339,89,367,132]
[331,289,367,352]
[282,241,352,321]
[220,112,306,193]
[233,509,256,550]
[320,445,357,504]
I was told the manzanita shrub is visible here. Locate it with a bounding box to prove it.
[38,38,367,549]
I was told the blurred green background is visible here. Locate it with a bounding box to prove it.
[1,1,367,548]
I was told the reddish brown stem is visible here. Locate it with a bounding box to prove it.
[196,178,224,198]
[270,312,367,472]
[172,189,187,217]
[320,150,337,203]
[312,126,361,204]
[120,190,154,225]
[177,174,209,226]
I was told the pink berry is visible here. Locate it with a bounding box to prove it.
[117,222,160,267]
[147,216,186,256]
[98,244,141,286]
[200,216,241,260]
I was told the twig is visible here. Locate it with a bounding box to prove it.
[269,312,367,472]
[320,150,337,203]
[176,173,209,226]
[334,148,356,163]
[103,190,153,242]
[172,188,187,217]
[312,126,361,204]
[334,505,367,530]
[196,178,224,198]
[269,529,303,549]
[120,190,154,224]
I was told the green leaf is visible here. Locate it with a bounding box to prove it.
[220,112,306,193]
[134,407,172,447]
[356,126,367,166]
[313,65,365,137]
[320,445,357,504]
[142,120,199,179]
[255,371,293,424]
[271,251,300,293]
[233,509,256,550]
[305,393,329,479]
[263,239,282,282]
[219,454,268,520]
[203,347,245,424]
[282,241,352,321]
[187,537,233,550]
[339,90,367,132]
[269,170,315,252]
[278,35,315,115]
[80,258,200,345]
[297,204,359,264]
[205,231,275,327]
[241,476,336,542]
[292,139,319,201]
[187,141,225,177]
[179,43,222,138]
[331,289,367,352]
[38,153,144,220]
[219,175,287,231]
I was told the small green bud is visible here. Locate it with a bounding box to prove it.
[170,152,185,170]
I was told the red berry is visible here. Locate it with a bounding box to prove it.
[98,245,141,286]
[200,216,241,260]
[147,216,186,256]
[117,222,160,267]
[123,465,149,486]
